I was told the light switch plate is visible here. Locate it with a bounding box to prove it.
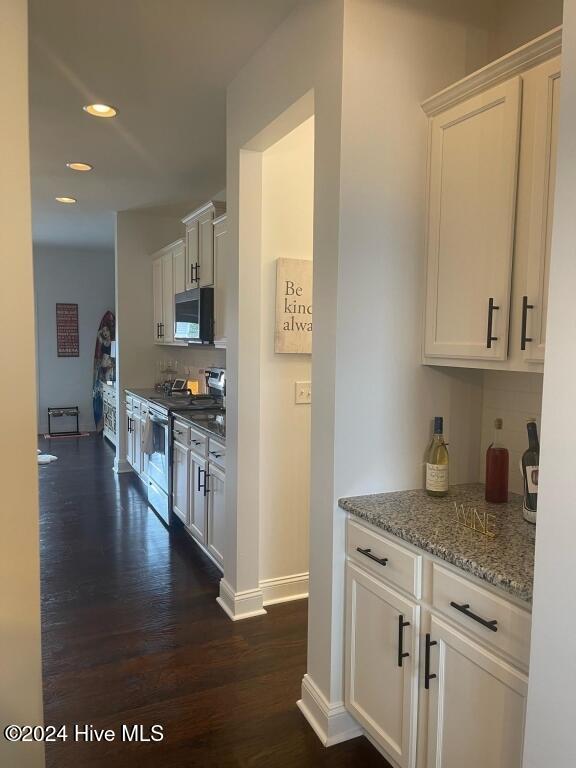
[295,381,312,404]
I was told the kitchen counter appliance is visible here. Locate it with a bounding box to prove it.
[174,287,214,343]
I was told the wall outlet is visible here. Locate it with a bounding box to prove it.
[295,381,312,404]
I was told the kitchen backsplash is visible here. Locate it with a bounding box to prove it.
[479,371,543,495]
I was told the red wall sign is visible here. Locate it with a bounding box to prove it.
[56,303,79,357]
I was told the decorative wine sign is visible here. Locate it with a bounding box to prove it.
[275,258,312,354]
[56,303,79,357]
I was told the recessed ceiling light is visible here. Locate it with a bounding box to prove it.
[83,103,117,118]
[66,162,93,172]
[55,196,77,204]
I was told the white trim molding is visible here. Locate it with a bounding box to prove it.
[261,572,309,606]
[422,26,562,116]
[113,457,132,474]
[216,578,267,621]
[297,674,363,747]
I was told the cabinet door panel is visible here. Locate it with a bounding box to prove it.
[523,57,561,363]
[213,218,228,346]
[185,221,199,290]
[161,253,175,344]
[188,454,207,543]
[426,616,527,768]
[425,78,521,360]
[153,258,163,344]
[346,563,419,768]
[173,241,186,296]
[198,210,215,287]
[172,441,189,524]
[207,464,225,568]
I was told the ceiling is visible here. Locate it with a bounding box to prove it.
[29,0,300,249]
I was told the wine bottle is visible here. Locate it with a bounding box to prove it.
[485,418,509,503]
[426,417,449,497]
[522,419,539,523]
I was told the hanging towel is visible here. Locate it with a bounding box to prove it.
[142,415,154,455]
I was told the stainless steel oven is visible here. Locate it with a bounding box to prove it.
[146,406,170,524]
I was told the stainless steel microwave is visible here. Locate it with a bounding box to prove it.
[174,287,214,343]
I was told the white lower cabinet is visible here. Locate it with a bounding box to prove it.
[172,440,189,524]
[426,616,527,768]
[188,452,208,544]
[346,562,419,768]
[344,518,530,768]
[206,463,226,568]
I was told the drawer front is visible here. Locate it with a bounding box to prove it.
[347,518,422,599]
[189,427,207,458]
[172,420,190,446]
[132,398,142,415]
[431,564,531,667]
[208,439,226,469]
[140,401,149,417]
[125,395,133,410]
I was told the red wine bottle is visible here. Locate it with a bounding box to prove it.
[485,418,508,503]
[522,420,539,523]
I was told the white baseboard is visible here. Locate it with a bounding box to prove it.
[113,458,132,474]
[216,578,267,621]
[261,572,309,606]
[297,674,362,747]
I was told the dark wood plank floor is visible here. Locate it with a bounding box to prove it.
[39,434,389,767]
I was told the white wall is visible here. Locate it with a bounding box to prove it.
[523,1,576,765]
[34,245,115,433]
[259,117,314,592]
[114,208,225,470]
[224,6,349,739]
[0,1,45,766]
[488,0,563,60]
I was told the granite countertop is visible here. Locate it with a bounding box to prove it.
[340,483,535,603]
[172,410,226,442]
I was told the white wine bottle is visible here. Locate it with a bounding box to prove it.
[426,416,449,497]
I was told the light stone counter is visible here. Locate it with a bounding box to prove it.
[340,483,535,602]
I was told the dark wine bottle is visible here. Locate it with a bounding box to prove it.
[521,419,539,523]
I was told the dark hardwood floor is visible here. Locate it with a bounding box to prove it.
[39,434,389,767]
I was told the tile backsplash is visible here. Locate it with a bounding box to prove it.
[479,371,543,495]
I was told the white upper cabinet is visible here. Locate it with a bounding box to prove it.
[161,251,175,344]
[185,218,199,291]
[424,78,521,362]
[520,56,561,364]
[172,239,186,296]
[153,257,164,344]
[152,239,186,346]
[213,214,228,348]
[422,29,562,371]
[182,201,226,291]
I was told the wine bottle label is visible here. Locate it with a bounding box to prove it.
[426,463,449,492]
[525,465,539,494]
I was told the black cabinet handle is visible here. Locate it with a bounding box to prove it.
[486,297,499,348]
[356,547,388,566]
[197,467,206,493]
[204,471,211,496]
[397,614,410,667]
[425,633,437,689]
[190,263,194,284]
[520,295,534,350]
[450,601,498,632]
[196,263,200,283]
[159,323,164,338]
